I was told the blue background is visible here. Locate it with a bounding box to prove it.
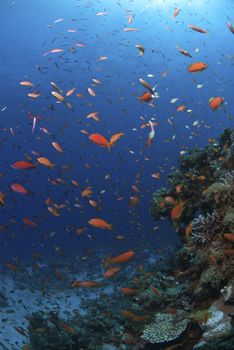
[0,0,233,263]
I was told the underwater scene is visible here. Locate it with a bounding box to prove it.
[1,0,234,349]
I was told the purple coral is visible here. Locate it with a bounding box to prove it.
[190,210,223,245]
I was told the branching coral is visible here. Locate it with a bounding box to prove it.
[190,210,223,245]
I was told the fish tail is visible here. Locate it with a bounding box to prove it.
[107,143,111,152]
[104,257,112,268]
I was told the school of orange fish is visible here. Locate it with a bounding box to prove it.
[1,2,234,342]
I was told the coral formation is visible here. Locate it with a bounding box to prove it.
[141,312,188,344]
[190,210,222,245]
[150,128,234,347]
[27,311,81,350]
[25,129,234,350]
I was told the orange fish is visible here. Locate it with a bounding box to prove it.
[92,78,102,85]
[71,180,79,187]
[128,15,133,24]
[176,46,192,58]
[109,132,124,148]
[51,91,65,102]
[103,267,121,278]
[89,199,101,210]
[123,28,139,32]
[11,183,29,194]
[28,92,40,98]
[209,255,218,268]
[37,157,54,169]
[173,8,180,18]
[171,200,186,220]
[104,251,135,267]
[88,87,96,96]
[50,81,63,93]
[223,233,234,242]
[88,218,112,230]
[209,97,224,111]
[139,92,152,102]
[66,87,75,96]
[176,105,186,112]
[187,25,208,33]
[129,196,139,207]
[81,188,93,198]
[0,192,6,206]
[185,223,193,237]
[76,228,85,236]
[131,185,140,193]
[227,21,234,34]
[121,310,148,322]
[20,81,33,87]
[60,322,77,335]
[48,207,60,217]
[89,133,110,150]
[86,112,100,122]
[43,48,64,56]
[151,172,161,179]
[151,286,161,297]
[22,217,37,227]
[11,161,36,170]
[188,62,208,72]
[52,141,63,153]
[119,287,138,296]
[80,129,89,135]
[72,280,101,288]
[45,197,53,206]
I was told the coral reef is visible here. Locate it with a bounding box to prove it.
[150,128,234,347]
[25,129,234,350]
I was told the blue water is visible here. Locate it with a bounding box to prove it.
[0,0,233,263]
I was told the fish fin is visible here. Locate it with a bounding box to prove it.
[107,143,111,152]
